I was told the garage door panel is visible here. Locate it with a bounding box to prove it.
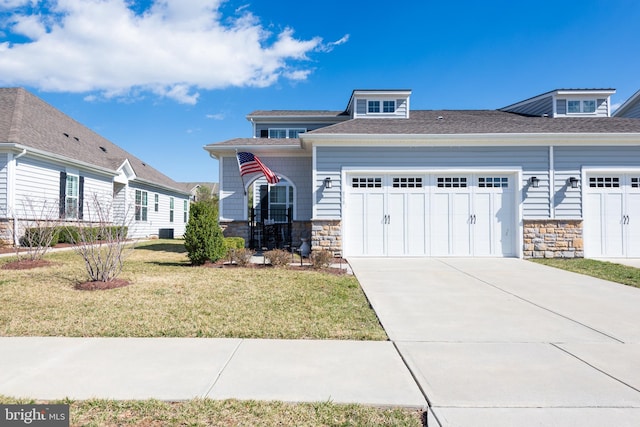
[407,193,427,255]
[345,173,516,257]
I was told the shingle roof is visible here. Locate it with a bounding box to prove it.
[208,137,301,147]
[247,110,347,118]
[307,110,640,135]
[0,88,187,193]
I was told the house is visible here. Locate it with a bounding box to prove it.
[181,182,219,202]
[205,88,640,259]
[613,89,640,118]
[0,87,190,244]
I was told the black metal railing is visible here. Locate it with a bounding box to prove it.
[249,207,292,250]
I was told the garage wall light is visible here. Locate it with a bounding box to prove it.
[568,176,579,189]
[529,176,540,188]
[324,177,332,189]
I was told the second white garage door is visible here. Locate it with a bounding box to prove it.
[344,173,517,257]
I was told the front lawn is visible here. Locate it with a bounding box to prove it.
[0,240,386,340]
[531,258,640,289]
[0,397,424,426]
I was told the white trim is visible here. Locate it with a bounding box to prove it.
[549,146,555,219]
[338,167,522,258]
[312,145,318,220]
[302,133,640,146]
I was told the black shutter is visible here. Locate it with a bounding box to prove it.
[259,185,269,222]
[78,176,84,220]
[59,171,67,219]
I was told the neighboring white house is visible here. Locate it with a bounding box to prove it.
[205,88,640,259]
[0,88,190,244]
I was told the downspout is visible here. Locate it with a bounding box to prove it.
[11,149,27,245]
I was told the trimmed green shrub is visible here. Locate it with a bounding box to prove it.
[184,201,226,265]
[224,237,245,251]
[21,227,59,247]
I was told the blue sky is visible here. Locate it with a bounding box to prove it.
[1,0,639,183]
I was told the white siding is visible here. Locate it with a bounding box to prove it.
[127,183,190,239]
[316,146,549,219]
[220,155,312,221]
[0,153,7,215]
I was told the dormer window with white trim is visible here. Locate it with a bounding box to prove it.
[367,100,396,114]
[568,100,596,114]
[268,128,306,138]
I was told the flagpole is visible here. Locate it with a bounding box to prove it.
[235,150,247,196]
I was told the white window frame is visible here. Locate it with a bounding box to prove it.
[135,190,148,222]
[169,197,174,223]
[65,174,79,219]
[367,99,396,114]
[183,200,188,223]
[154,194,159,212]
[567,99,597,114]
[268,128,306,139]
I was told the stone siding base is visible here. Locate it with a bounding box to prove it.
[311,220,342,255]
[523,219,583,258]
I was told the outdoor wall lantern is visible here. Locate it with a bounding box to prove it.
[569,176,579,189]
[529,176,540,188]
[324,177,332,189]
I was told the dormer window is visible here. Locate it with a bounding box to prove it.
[367,100,396,114]
[568,100,596,114]
[268,128,306,138]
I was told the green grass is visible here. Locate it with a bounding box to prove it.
[531,258,640,288]
[0,240,386,340]
[0,397,424,426]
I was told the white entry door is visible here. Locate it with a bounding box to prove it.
[585,174,640,258]
[344,173,516,257]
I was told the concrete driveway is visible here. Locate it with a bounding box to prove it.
[349,258,640,427]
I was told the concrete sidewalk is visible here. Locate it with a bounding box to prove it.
[349,258,640,427]
[0,337,426,407]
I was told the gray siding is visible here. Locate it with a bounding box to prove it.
[221,155,312,221]
[316,146,550,218]
[356,99,366,115]
[0,153,7,215]
[504,95,554,117]
[554,146,640,218]
[618,102,640,118]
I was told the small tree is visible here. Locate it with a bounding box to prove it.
[184,201,225,265]
[69,194,134,283]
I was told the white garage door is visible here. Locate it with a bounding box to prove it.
[344,173,516,257]
[584,174,640,258]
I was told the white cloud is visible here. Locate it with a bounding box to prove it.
[0,0,341,103]
[610,102,622,114]
[206,112,225,120]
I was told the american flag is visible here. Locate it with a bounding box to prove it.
[236,152,280,184]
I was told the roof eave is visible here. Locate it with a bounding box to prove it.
[301,132,640,146]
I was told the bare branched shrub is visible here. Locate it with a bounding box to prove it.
[231,248,255,267]
[310,249,334,270]
[264,249,291,268]
[14,198,60,261]
[69,194,134,283]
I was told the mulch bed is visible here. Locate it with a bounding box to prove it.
[75,279,131,291]
[1,259,52,270]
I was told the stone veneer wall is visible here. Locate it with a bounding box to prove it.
[523,219,583,258]
[311,220,342,254]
